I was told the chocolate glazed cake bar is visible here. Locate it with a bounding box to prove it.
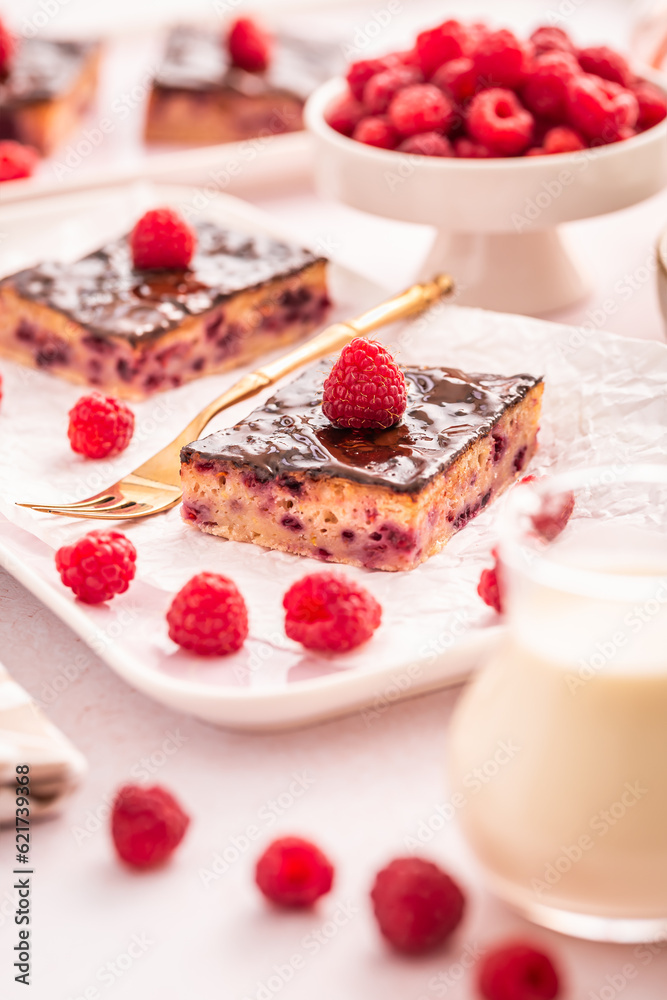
[181,365,544,572]
[0,38,100,155]
[0,222,329,399]
[145,26,343,145]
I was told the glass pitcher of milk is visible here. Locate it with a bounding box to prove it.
[447,465,667,943]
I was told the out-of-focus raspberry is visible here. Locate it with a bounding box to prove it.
[388,83,455,136]
[325,90,365,136]
[467,88,534,155]
[130,207,196,270]
[0,140,39,182]
[432,56,478,103]
[363,65,422,115]
[577,45,632,88]
[227,17,272,73]
[346,56,395,101]
[454,136,493,157]
[397,132,454,156]
[567,74,638,141]
[521,51,581,120]
[415,19,468,77]
[632,80,667,130]
[473,28,530,90]
[255,837,334,907]
[478,941,562,1000]
[530,25,575,56]
[111,785,190,869]
[352,116,398,149]
[0,17,15,77]
[542,125,586,153]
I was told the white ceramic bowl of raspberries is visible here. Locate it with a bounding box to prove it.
[305,20,667,315]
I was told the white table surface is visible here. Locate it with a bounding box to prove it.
[2,0,667,997]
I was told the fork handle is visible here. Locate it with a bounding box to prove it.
[133,273,454,484]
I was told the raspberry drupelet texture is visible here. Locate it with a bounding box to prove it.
[467,88,534,155]
[0,140,39,182]
[55,530,137,604]
[567,74,638,142]
[415,20,468,77]
[0,17,14,77]
[371,857,466,955]
[130,207,197,271]
[529,25,575,56]
[166,572,248,656]
[283,573,382,653]
[521,52,581,120]
[389,83,454,136]
[322,337,407,430]
[478,942,561,1000]
[111,785,190,869]
[67,392,134,459]
[227,17,272,73]
[352,116,398,149]
[255,837,334,907]
[578,45,632,88]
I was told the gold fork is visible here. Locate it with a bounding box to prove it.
[17,274,454,521]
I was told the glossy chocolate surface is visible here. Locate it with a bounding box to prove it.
[153,25,344,102]
[0,38,97,108]
[183,365,542,493]
[2,222,323,344]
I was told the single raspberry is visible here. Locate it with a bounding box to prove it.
[531,489,575,541]
[0,17,15,77]
[478,560,503,613]
[363,65,422,115]
[388,83,455,137]
[0,140,39,182]
[322,337,407,430]
[567,74,638,141]
[632,80,667,130]
[324,90,365,136]
[67,392,134,459]
[166,572,248,656]
[371,857,466,955]
[578,45,632,88]
[521,51,581,120]
[255,837,334,907]
[415,20,467,77]
[432,57,478,103]
[473,29,530,90]
[542,125,586,153]
[529,26,575,56]
[398,132,454,156]
[130,207,196,271]
[55,530,137,605]
[283,572,382,653]
[111,785,190,869]
[454,136,493,157]
[478,942,561,1000]
[467,88,534,156]
[346,56,395,101]
[352,116,398,149]
[227,17,272,73]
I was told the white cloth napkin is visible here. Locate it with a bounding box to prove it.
[0,661,87,825]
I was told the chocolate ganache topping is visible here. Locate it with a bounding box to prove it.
[0,39,97,108]
[153,25,344,102]
[2,222,323,345]
[182,365,543,493]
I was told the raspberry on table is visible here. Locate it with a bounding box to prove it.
[283,572,382,653]
[389,83,455,137]
[55,530,137,604]
[478,559,503,613]
[0,140,39,182]
[370,857,466,954]
[398,132,454,156]
[322,337,407,430]
[363,65,422,115]
[530,489,575,541]
[0,17,14,76]
[67,392,135,459]
[432,57,478,103]
[255,837,334,907]
[521,51,581,120]
[130,207,197,271]
[473,28,529,90]
[346,56,395,101]
[467,88,534,156]
[325,91,365,136]
[415,20,467,77]
[529,26,575,56]
[111,785,190,869]
[567,74,638,141]
[577,45,632,88]
[352,116,398,149]
[632,80,667,130]
[227,17,272,73]
[542,125,586,153]
[454,136,493,157]
[478,942,561,1000]
[166,572,248,656]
